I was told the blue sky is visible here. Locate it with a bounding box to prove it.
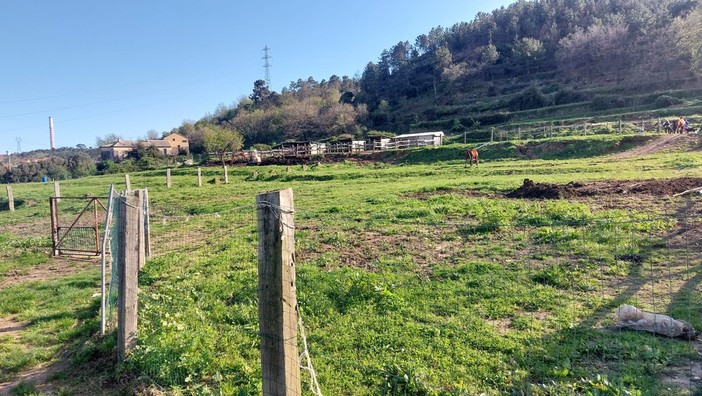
[1,1,513,152]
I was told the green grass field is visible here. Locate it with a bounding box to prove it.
[1,134,702,395]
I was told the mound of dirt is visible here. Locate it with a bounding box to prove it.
[506,179,580,199]
[506,178,702,200]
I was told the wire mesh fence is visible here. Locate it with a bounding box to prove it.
[466,117,700,144]
[108,188,702,394]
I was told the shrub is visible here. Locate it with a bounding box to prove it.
[508,86,549,111]
[591,95,626,111]
[476,112,514,126]
[654,95,683,108]
[554,89,591,105]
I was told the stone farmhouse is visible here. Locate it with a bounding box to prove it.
[100,133,189,161]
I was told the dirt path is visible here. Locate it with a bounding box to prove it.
[0,255,100,395]
[613,134,702,158]
[0,256,99,290]
[0,316,68,396]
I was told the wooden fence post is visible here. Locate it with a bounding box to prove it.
[197,167,202,187]
[490,128,494,142]
[125,174,131,192]
[224,166,229,184]
[54,181,61,202]
[6,185,14,212]
[256,188,301,396]
[117,191,143,362]
[619,119,622,134]
[166,168,172,188]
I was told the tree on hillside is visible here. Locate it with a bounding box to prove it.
[676,2,702,76]
[201,124,244,167]
[432,46,453,101]
[512,37,545,75]
[479,44,500,79]
[556,22,631,83]
[96,133,123,147]
[250,80,273,107]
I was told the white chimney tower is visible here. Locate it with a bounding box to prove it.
[49,116,55,150]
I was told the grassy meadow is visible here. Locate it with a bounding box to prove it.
[1,134,702,395]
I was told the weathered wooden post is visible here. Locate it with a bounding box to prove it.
[125,174,131,192]
[117,190,143,362]
[166,169,172,188]
[518,127,521,140]
[197,167,202,187]
[224,166,229,184]
[619,119,622,134]
[6,185,14,212]
[490,128,494,142]
[256,189,301,396]
[54,181,61,202]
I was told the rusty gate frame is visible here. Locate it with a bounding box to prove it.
[50,196,107,256]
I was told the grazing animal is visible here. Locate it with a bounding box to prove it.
[661,120,674,134]
[465,148,479,167]
[675,117,687,134]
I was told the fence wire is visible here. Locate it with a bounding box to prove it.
[110,190,702,394]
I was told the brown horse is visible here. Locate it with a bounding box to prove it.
[675,117,687,134]
[465,148,479,167]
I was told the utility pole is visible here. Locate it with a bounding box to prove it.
[262,45,272,87]
[15,137,21,153]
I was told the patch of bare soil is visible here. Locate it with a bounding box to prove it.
[662,341,702,391]
[0,360,69,396]
[505,177,702,200]
[0,316,28,341]
[0,256,98,289]
[613,134,702,158]
[0,316,68,396]
[298,224,464,271]
[3,218,50,240]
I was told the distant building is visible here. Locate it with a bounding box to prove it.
[100,139,135,161]
[99,133,189,161]
[161,132,190,156]
[389,131,444,148]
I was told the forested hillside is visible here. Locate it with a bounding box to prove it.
[170,0,701,150]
